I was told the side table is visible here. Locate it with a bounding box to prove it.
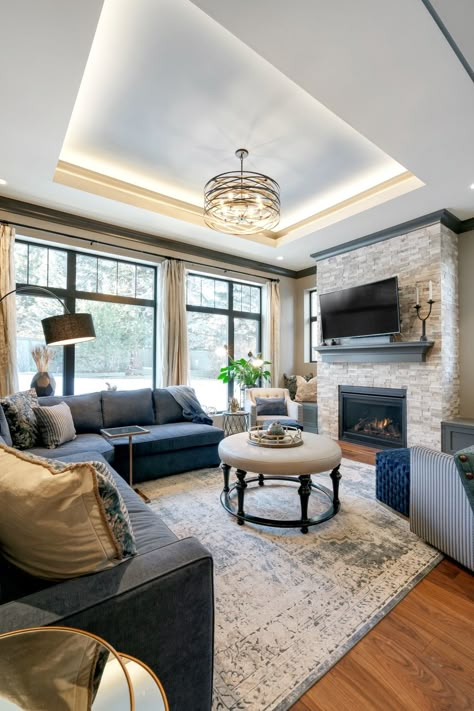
[0,626,169,711]
[222,410,250,437]
[100,425,150,502]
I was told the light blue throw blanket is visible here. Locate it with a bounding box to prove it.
[166,386,213,426]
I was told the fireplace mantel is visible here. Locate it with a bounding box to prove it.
[315,341,434,363]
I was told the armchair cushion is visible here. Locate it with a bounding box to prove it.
[255,397,287,416]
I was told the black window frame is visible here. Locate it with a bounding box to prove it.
[15,239,158,395]
[186,272,263,403]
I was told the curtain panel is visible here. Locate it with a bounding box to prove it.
[264,280,280,387]
[0,224,19,396]
[160,259,189,386]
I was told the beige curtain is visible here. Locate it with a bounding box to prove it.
[264,280,280,387]
[160,259,189,386]
[0,224,18,396]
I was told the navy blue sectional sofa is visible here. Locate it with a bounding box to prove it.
[0,387,224,710]
[29,386,225,482]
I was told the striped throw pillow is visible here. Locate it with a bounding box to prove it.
[33,402,77,448]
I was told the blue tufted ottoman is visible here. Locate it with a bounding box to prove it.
[375,448,410,516]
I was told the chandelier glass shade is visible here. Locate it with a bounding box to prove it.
[203,149,280,235]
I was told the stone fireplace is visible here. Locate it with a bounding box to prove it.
[339,386,407,449]
[315,221,460,451]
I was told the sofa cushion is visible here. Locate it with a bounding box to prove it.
[39,392,104,434]
[255,397,287,416]
[33,402,76,448]
[0,444,135,580]
[0,406,12,447]
[58,452,179,554]
[27,433,114,462]
[0,390,39,450]
[110,422,224,458]
[153,389,186,425]
[102,389,155,428]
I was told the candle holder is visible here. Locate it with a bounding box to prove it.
[414,300,435,341]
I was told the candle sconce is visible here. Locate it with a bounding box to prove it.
[414,299,435,341]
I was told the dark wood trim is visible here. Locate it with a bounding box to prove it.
[459,217,474,234]
[0,196,298,279]
[420,0,474,83]
[310,210,463,261]
[295,266,316,279]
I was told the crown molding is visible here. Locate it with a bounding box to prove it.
[0,196,298,278]
[310,209,466,261]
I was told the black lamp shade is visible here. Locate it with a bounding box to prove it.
[41,313,96,346]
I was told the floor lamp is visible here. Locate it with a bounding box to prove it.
[0,285,96,346]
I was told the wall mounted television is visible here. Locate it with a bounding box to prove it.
[319,276,400,341]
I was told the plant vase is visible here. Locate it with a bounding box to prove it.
[30,372,56,397]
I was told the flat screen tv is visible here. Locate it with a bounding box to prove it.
[319,276,400,340]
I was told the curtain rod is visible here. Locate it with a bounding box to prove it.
[2,219,279,283]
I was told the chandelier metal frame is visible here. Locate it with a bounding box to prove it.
[203,148,280,235]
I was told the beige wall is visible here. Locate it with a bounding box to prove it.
[293,273,316,377]
[459,230,474,417]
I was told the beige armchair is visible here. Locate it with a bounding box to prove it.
[244,387,303,427]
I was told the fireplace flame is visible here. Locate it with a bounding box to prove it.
[351,415,401,439]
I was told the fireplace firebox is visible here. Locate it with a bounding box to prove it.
[339,386,407,449]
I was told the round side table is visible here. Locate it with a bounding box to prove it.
[222,410,250,436]
[0,626,168,711]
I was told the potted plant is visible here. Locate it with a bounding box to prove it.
[217,352,271,396]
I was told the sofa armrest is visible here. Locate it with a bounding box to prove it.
[0,537,214,711]
[410,446,474,571]
[286,399,303,423]
[244,399,257,426]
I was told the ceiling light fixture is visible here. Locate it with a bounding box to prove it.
[203,148,280,235]
[0,178,7,186]
[470,183,474,190]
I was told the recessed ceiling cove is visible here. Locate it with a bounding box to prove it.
[56,0,422,246]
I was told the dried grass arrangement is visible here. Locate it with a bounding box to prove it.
[31,345,56,372]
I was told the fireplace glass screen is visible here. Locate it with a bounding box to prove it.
[339,387,407,449]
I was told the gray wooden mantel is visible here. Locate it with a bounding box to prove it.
[315,341,434,363]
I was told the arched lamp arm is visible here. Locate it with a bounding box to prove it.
[0,285,69,313]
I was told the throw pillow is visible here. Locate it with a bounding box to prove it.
[283,373,314,400]
[255,397,287,416]
[295,376,317,402]
[33,402,77,448]
[0,444,136,580]
[0,389,39,449]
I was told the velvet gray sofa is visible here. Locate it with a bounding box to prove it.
[0,446,215,711]
[4,387,224,483]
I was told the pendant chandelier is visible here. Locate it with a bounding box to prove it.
[203,148,280,235]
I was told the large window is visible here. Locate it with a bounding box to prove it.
[15,240,157,394]
[186,274,262,411]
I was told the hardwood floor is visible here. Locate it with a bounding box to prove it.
[290,442,474,711]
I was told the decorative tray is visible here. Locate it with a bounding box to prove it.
[247,425,303,448]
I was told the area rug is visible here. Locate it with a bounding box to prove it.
[141,459,442,711]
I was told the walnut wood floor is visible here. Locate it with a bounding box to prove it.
[290,442,474,711]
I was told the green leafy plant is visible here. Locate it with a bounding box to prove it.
[217,352,271,387]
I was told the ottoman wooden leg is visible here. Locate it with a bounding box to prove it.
[298,474,312,533]
[330,465,342,510]
[258,473,265,486]
[236,469,247,525]
[221,463,231,493]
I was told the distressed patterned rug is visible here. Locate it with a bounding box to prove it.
[141,459,441,711]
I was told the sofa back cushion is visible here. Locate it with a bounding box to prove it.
[39,392,104,434]
[153,389,186,425]
[102,388,155,428]
[0,444,136,580]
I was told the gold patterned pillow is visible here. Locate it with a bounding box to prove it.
[294,376,317,402]
[0,444,136,580]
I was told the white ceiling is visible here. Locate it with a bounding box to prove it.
[1,0,473,271]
